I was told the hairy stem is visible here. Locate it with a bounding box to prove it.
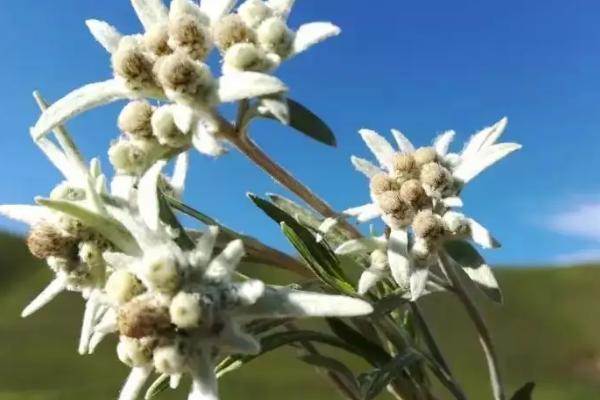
[438,252,505,400]
[231,135,362,238]
[217,111,362,239]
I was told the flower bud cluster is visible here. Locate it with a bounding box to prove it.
[218,0,297,73]
[371,146,455,230]
[26,185,112,292]
[111,8,217,106]
[110,100,193,175]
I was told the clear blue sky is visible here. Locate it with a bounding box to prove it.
[1,0,600,266]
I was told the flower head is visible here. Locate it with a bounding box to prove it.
[340,119,520,299]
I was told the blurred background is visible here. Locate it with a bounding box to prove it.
[1,0,599,399]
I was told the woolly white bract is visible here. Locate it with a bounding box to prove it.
[339,118,521,299]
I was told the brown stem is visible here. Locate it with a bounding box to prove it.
[229,134,362,239]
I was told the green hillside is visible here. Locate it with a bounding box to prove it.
[0,232,599,400]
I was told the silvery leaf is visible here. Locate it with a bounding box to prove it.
[453,142,521,183]
[119,366,152,400]
[205,239,244,280]
[387,229,410,289]
[390,128,415,153]
[335,237,383,255]
[138,161,166,231]
[468,218,501,249]
[267,0,295,18]
[0,204,53,226]
[409,267,429,301]
[444,240,502,303]
[131,0,168,30]
[21,276,67,317]
[461,117,508,159]
[358,129,395,170]
[357,268,386,295]
[237,287,373,319]
[351,156,381,178]
[32,79,135,139]
[217,72,287,103]
[188,352,218,400]
[433,130,455,156]
[85,19,122,53]
[200,0,236,24]
[292,22,341,56]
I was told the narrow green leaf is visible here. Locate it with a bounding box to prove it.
[157,191,195,250]
[268,193,352,247]
[300,354,361,398]
[264,98,337,147]
[326,318,390,366]
[510,382,535,400]
[358,350,422,400]
[282,222,355,295]
[444,240,503,303]
[248,193,352,290]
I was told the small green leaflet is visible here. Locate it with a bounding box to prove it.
[263,98,337,147]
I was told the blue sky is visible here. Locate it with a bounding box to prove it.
[1,0,600,266]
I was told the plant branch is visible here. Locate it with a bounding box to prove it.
[438,252,505,400]
[216,112,362,239]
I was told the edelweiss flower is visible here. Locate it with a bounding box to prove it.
[220,0,340,74]
[218,0,341,123]
[31,0,288,157]
[339,118,521,299]
[86,161,373,400]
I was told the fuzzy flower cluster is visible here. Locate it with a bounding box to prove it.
[2,118,373,400]
[31,0,340,160]
[337,118,521,299]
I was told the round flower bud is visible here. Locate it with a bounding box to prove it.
[117,337,154,367]
[223,43,271,72]
[168,14,212,60]
[257,17,293,58]
[213,14,256,52]
[118,296,172,338]
[112,37,155,89]
[143,251,181,294]
[420,162,453,197]
[369,173,394,195]
[118,101,154,138]
[391,153,416,173]
[238,0,273,29]
[376,190,403,214]
[169,291,202,329]
[106,270,143,305]
[442,211,469,235]
[412,210,446,241]
[157,51,215,104]
[27,224,78,260]
[413,147,437,166]
[151,106,189,148]
[399,179,430,210]
[49,182,86,201]
[145,23,172,56]
[108,140,148,174]
[153,344,187,374]
[369,249,388,272]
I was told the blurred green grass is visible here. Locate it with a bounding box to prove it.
[1,232,599,399]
